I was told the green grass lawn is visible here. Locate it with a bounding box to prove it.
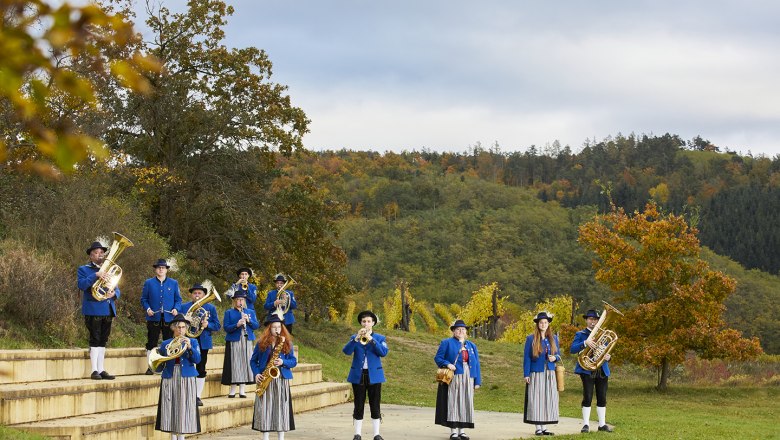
[295,320,780,440]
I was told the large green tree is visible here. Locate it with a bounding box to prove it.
[578,202,763,390]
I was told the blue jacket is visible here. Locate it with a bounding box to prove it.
[523,334,561,377]
[570,328,611,376]
[140,277,182,323]
[227,283,258,310]
[77,263,120,316]
[434,338,481,386]
[223,308,259,342]
[158,337,201,378]
[251,342,297,380]
[263,289,297,325]
[343,332,388,385]
[180,301,221,350]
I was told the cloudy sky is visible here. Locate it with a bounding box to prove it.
[174,1,780,156]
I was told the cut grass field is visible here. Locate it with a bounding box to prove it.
[296,320,780,440]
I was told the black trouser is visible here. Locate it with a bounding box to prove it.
[145,319,173,350]
[84,315,113,347]
[352,369,381,420]
[580,371,608,407]
[197,348,209,378]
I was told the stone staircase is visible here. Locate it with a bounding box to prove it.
[0,346,351,439]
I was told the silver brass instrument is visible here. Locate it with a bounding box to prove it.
[91,232,134,301]
[185,281,222,338]
[577,301,624,371]
[272,276,296,321]
[147,336,189,373]
[256,336,285,397]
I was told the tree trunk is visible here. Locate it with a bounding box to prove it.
[656,358,671,391]
[489,288,498,341]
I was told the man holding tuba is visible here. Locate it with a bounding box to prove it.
[77,240,120,380]
[141,259,182,375]
[570,309,615,433]
[263,274,297,335]
[225,267,259,310]
[181,283,221,406]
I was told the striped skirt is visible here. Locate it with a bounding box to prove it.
[252,378,295,432]
[523,370,559,424]
[221,337,254,385]
[435,366,475,428]
[155,365,201,434]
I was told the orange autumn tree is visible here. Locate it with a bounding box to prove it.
[578,201,762,390]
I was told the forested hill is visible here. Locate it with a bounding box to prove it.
[279,140,780,353]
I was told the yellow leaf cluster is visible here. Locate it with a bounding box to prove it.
[343,300,356,324]
[414,301,439,333]
[500,295,573,343]
[382,284,415,330]
[462,282,505,326]
[327,306,339,322]
[434,303,455,326]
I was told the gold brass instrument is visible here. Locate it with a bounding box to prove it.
[355,328,373,345]
[91,232,134,301]
[147,336,189,373]
[272,276,296,321]
[185,281,222,338]
[256,336,285,397]
[577,301,624,371]
[240,280,248,290]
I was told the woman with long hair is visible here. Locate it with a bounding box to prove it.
[251,314,296,440]
[523,311,561,436]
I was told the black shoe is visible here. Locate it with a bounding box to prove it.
[542,430,554,436]
[374,436,384,440]
[239,394,247,398]
[459,434,470,440]
[353,436,361,440]
[598,425,613,432]
[99,371,115,380]
[227,394,235,398]
[581,424,589,433]
[450,435,460,439]
[145,368,153,375]
[196,397,204,406]
[535,430,544,437]
[90,371,102,380]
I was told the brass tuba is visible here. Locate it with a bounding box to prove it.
[147,336,189,373]
[577,301,624,371]
[185,280,222,338]
[256,336,285,397]
[91,232,134,301]
[272,276,296,321]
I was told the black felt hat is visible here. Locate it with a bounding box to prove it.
[86,241,108,255]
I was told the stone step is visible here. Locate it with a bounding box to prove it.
[0,364,322,425]
[11,381,352,440]
[0,346,298,384]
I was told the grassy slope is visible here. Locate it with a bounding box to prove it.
[296,320,780,440]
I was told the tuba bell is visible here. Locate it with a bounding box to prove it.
[577,301,624,371]
[272,276,296,321]
[185,280,221,338]
[147,336,189,373]
[91,232,134,301]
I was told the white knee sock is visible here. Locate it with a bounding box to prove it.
[89,347,99,372]
[262,432,270,440]
[196,377,205,398]
[582,406,592,426]
[372,418,381,435]
[239,384,246,395]
[354,419,363,435]
[178,435,185,440]
[97,347,105,372]
[597,406,607,426]
[458,427,464,435]
[277,432,285,440]
[451,427,458,435]
[229,384,237,396]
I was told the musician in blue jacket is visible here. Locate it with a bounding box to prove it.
[225,267,258,310]
[523,311,561,436]
[141,259,182,374]
[343,310,388,440]
[77,240,120,380]
[434,320,481,440]
[263,273,297,334]
[570,309,614,433]
[251,314,297,439]
[154,314,201,439]
[221,290,259,397]
[180,283,221,406]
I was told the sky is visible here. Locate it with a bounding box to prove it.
[153,1,780,156]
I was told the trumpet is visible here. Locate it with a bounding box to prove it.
[240,280,248,290]
[355,328,372,345]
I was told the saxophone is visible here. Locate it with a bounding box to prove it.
[255,336,286,397]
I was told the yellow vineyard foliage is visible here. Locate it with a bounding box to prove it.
[500,295,574,343]
[462,282,505,326]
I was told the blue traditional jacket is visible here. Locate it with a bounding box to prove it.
[569,328,611,376]
[434,337,482,386]
[343,332,388,385]
[263,289,298,325]
[158,337,201,378]
[251,343,297,380]
[180,301,221,350]
[523,334,561,377]
[140,277,182,323]
[223,308,259,342]
[77,262,120,316]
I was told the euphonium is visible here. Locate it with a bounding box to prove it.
[272,276,296,321]
[91,232,134,301]
[185,281,222,338]
[577,301,624,371]
[256,336,285,397]
[148,336,189,373]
